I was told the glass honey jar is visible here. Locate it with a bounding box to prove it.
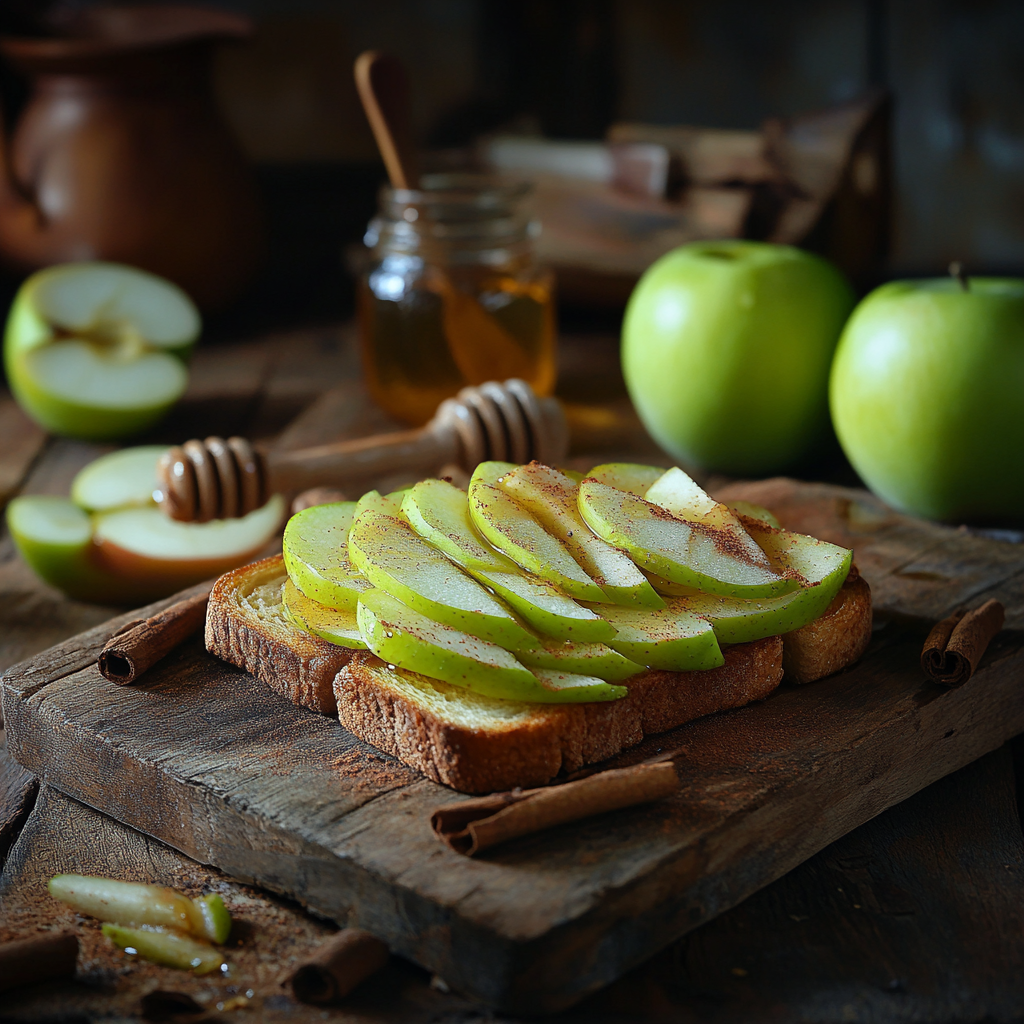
[358,174,557,426]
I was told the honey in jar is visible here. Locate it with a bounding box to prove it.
[358,175,556,426]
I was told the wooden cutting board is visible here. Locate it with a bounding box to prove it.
[3,479,1024,1014]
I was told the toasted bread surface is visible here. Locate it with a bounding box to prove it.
[334,637,782,793]
[205,554,352,714]
[783,571,872,684]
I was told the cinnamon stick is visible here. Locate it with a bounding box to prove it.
[284,928,389,1005]
[921,598,1005,687]
[98,588,211,685]
[431,761,680,856]
[0,932,78,993]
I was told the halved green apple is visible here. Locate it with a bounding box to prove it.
[469,463,606,602]
[586,462,666,497]
[4,262,200,439]
[578,479,799,599]
[71,445,167,512]
[498,462,665,608]
[349,509,536,650]
[645,467,771,567]
[401,479,615,642]
[594,602,725,671]
[357,588,624,702]
[282,501,371,611]
[282,578,366,649]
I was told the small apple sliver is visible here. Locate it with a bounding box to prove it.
[594,602,724,672]
[283,578,367,649]
[530,668,627,702]
[71,446,167,512]
[645,467,771,568]
[586,462,667,497]
[739,514,853,583]
[499,462,666,608]
[23,341,188,410]
[101,923,223,975]
[578,480,798,599]
[349,510,536,651]
[282,501,371,611]
[356,589,554,702]
[517,638,643,680]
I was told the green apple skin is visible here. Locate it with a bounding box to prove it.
[4,263,198,440]
[830,278,1024,523]
[622,241,855,475]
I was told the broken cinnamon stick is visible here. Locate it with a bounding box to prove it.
[98,587,212,685]
[0,932,78,993]
[284,928,389,1005]
[431,761,680,856]
[921,598,1005,687]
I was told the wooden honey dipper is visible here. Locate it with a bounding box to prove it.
[155,379,568,522]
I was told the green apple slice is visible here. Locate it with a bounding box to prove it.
[70,445,167,512]
[358,589,624,703]
[586,462,666,497]
[469,463,606,602]
[498,462,665,608]
[283,578,367,649]
[4,262,200,440]
[402,479,614,642]
[728,500,781,528]
[354,489,406,520]
[516,638,644,680]
[282,501,371,611]
[645,467,771,567]
[738,513,853,586]
[101,923,224,975]
[594,602,724,671]
[530,669,627,702]
[578,479,799,599]
[349,509,536,650]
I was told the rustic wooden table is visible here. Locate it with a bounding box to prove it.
[1,324,1022,1023]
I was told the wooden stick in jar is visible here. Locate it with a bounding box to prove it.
[98,586,212,685]
[284,928,389,1005]
[0,932,78,993]
[431,762,680,856]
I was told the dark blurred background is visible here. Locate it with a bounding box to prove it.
[1,0,1021,332]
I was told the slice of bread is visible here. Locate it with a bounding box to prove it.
[205,555,872,793]
[206,555,355,715]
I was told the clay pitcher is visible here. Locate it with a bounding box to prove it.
[0,5,265,311]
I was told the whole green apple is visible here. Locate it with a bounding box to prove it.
[830,276,1024,523]
[621,240,855,475]
[4,261,200,440]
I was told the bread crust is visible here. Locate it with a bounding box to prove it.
[205,555,353,715]
[782,570,872,684]
[334,637,783,793]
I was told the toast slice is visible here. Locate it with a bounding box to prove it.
[205,555,872,792]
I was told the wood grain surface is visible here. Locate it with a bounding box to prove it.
[4,478,1024,1012]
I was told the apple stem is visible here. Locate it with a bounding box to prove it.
[949,261,969,291]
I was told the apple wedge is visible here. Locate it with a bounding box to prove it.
[498,462,665,608]
[402,479,614,642]
[4,262,200,439]
[586,462,666,497]
[71,445,168,512]
[516,638,643,680]
[728,500,781,528]
[92,495,284,593]
[353,489,406,521]
[645,467,771,567]
[349,509,536,650]
[357,589,625,702]
[469,463,606,602]
[282,501,371,611]
[282,578,367,649]
[578,479,800,599]
[594,601,724,671]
